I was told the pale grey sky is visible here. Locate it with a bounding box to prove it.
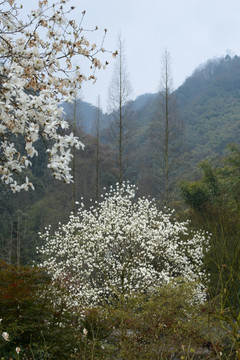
[22,0,240,111]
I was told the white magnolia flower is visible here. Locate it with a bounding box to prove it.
[2,332,10,341]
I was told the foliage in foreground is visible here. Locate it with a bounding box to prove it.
[0,262,221,359]
[0,260,82,358]
[2,262,240,358]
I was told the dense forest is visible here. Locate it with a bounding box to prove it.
[2,1,240,357]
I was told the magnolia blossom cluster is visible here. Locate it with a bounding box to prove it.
[0,0,113,192]
[39,183,210,307]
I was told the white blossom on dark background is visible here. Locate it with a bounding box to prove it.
[0,0,114,192]
[39,183,209,307]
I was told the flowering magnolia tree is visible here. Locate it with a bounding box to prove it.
[0,0,114,192]
[39,183,210,307]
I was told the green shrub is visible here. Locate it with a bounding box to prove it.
[0,260,80,359]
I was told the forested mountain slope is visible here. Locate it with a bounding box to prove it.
[176,55,240,162]
[124,55,240,183]
[61,98,112,135]
[66,55,240,166]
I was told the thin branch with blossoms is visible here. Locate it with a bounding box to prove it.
[0,0,115,192]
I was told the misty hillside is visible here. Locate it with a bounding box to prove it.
[62,55,240,168]
[61,99,111,135]
[139,54,240,164]
[176,55,240,162]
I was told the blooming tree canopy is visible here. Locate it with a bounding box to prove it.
[39,183,209,307]
[0,0,114,192]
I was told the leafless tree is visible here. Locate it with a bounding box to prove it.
[151,49,184,206]
[95,95,101,201]
[108,35,133,184]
